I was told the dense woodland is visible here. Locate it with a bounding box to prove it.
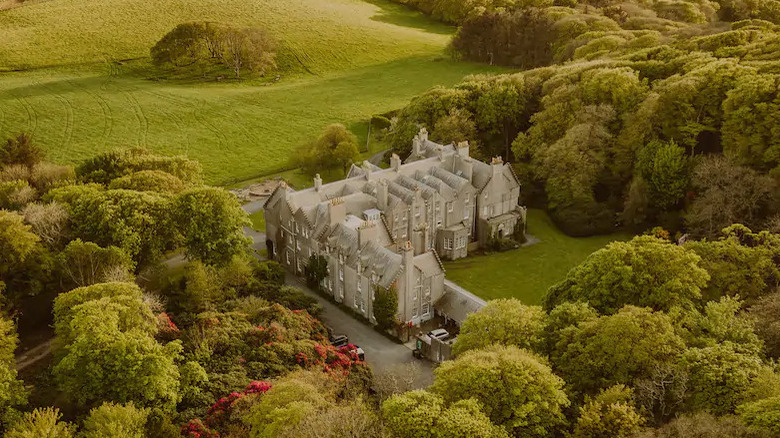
[386,0,780,236]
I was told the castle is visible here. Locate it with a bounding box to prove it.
[264,128,526,326]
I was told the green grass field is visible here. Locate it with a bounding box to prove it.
[0,0,503,184]
[443,209,631,305]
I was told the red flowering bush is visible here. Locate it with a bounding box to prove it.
[157,312,180,340]
[296,343,365,376]
[181,418,219,438]
[202,380,272,429]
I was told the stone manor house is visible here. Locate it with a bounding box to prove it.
[264,128,526,326]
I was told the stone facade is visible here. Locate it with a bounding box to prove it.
[264,128,526,326]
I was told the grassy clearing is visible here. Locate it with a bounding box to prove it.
[0,0,453,72]
[249,210,266,232]
[0,0,503,184]
[443,209,631,305]
[0,58,501,184]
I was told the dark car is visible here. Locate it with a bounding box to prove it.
[330,334,349,347]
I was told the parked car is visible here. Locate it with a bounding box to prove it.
[427,328,449,340]
[350,345,365,361]
[330,334,349,347]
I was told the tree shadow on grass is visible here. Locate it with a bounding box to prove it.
[362,0,455,35]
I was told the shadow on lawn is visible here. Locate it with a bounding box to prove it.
[363,0,454,35]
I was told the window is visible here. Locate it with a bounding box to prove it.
[295,222,299,233]
[339,269,344,281]
[465,194,470,204]
[402,231,407,239]
[446,202,453,213]
[286,251,290,264]
[422,303,430,316]
[415,206,420,217]
[464,210,470,220]
[296,240,301,251]
[357,280,362,292]
[444,238,452,250]
[483,206,489,216]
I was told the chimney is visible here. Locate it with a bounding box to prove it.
[419,127,429,143]
[390,153,401,171]
[491,156,504,182]
[457,141,470,159]
[358,221,379,247]
[362,161,373,179]
[377,180,388,210]
[328,198,346,227]
[412,135,421,157]
[314,174,322,192]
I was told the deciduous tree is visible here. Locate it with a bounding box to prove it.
[453,298,546,356]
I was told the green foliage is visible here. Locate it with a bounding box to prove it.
[636,139,689,209]
[573,385,643,438]
[49,184,176,268]
[681,342,764,415]
[53,282,181,411]
[739,396,780,435]
[304,254,328,289]
[1,133,43,169]
[635,411,768,437]
[544,235,709,314]
[750,290,780,358]
[242,375,329,437]
[80,402,149,438]
[0,318,28,431]
[76,148,202,186]
[57,239,134,289]
[554,306,685,396]
[108,170,186,194]
[292,124,361,176]
[677,296,763,354]
[5,408,75,438]
[0,209,49,306]
[172,187,251,266]
[382,390,507,438]
[430,345,569,438]
[372,285,399,331]
[453,299,546,356]
[685,225,780,302]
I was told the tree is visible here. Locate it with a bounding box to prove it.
[75,148,202,186]
[173,187,251,266]
[634,412,767,438]
[432,108,477,149]
[57,239,134,289]
[0,318,27,432]
[282,399,387,438]
[739,396,780,436]
[80,402,149,438]
[750,290,780,358]
[22,202,70,249]
[430,345,569,438]
[0,210,48,306]
[5,408,75,438]
[49,185,176,269]
[556,306,685,397]
[242,374,330,437]
[150,22,216,68]
[685,225,780,303]
[678,296,763,355]
[304,254,328,289]
[293,124,360,176]
[1,133,43,169]
[372,285,398,330]
[685,156,776,238]
[219,27,277,79]
[453,299,546,356]
[573,385,643,438]
[53,283,180,410]
[108,170,185,193]
[545,235,708,314]
[681,342,763,415]
[636,139,689,210]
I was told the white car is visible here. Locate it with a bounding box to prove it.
[427,328,450,340]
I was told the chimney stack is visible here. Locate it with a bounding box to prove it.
[328,198,346,227]
[491,156,503,181]
[314,174,322,192]
[412,135,421,157]
[391,153,401,171]
[457,141,470,159]
[377,180,388,210]
[419,127,428,143]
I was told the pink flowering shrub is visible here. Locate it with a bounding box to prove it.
[181,418,219,438]
[201,380,273,430]
[156,312,180,340]
[296,343,365,376]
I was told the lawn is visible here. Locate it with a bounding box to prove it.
[0,0,503,185]
[443,209,631,305]
[249,210,266,232]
